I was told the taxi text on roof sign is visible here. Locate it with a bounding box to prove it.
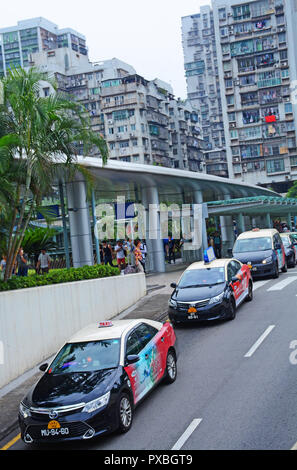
[98,321,113,328]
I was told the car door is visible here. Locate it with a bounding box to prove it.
[124,329,142,405]
[133,323,161,403]
[273,234,284,268]
[227,260,243,306]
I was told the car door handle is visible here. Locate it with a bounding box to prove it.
[145,354,149,359]
[161,337,165,342]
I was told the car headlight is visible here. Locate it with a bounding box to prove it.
[262,256,272,264]
[82,391,110,414]
[209,291,224,305]
[19,402,31,419]
[168,298,177,308]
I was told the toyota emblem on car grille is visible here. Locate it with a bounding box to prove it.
[49,410,58,419]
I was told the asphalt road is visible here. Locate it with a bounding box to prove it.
[2,268,297,451]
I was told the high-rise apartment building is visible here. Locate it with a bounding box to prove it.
[1,17,206,172]
[212,0,297,192]
[182,5,228,177]
[0,17,87,75]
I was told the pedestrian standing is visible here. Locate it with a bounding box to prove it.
[0,254,6,280]
[115,240,126,270]
[17,247,28,277]
[168,235,176,264]
[134,240,144,273]
[140,239,147,272]
[102,241,113,266]
[36,249,51,275]
[213,231,222,259]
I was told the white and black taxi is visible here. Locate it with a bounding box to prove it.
[19,319,178,444]
[168,251,253,325]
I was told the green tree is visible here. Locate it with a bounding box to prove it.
[0,67,108,280]
[287,181,297,199]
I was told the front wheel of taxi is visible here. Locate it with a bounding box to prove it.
[272,261,279,279]
[226,297,236,321]
[118,393,133,434]
[163,349,177,384]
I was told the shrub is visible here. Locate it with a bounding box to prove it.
[0,264,120,292]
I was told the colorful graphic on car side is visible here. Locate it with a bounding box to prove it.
[124,324,175,405]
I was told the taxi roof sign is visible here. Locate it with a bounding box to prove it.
[98,321,113,328]
[204,246,216,264]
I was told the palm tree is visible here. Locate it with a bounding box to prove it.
[0,67,108,280]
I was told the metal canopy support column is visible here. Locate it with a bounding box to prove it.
[193,189,208,253]
[66,176,94,268]
[237,213,245,234]
[91,189,100,265]
[265,213,272,228]
[59,182,70,269]
[220,216,235,257]
[142,185,165,273]
[287,212,292,231]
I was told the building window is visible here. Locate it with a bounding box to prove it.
[266,159,285,174]
[285,103,293,114]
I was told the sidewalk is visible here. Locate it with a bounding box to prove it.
[0,266,186,443]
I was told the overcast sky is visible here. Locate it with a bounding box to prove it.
[1,0,211,99]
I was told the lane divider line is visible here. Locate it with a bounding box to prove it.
[267,276,297,291]
[171,418,202,451]
[253,280,270,291]
[1,433,21,451]
[244,325,275,358]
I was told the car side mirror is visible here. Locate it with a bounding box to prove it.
[126,355,140,365]
[170,282,177,289]
[39,363,48,372]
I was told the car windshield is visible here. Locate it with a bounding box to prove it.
[281,236,290,247]
[233,237,272,253]
[178,267,225,288]
[48,340,120,374]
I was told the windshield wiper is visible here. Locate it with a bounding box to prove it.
[181,284,212,288]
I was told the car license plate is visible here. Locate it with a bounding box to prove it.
[188,306,197,314]
[41,420,69,437]
[188,314,199,319]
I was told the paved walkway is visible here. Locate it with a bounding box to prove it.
[0,267,186,443]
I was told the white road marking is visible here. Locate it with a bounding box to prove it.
[253,280,270,291]
[244,325,275,358]
[267,276,297,291]
[171,419,203,450]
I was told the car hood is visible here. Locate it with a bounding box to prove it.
[172,283,225,302]
[233,250,272,264]
[28,368,119,408]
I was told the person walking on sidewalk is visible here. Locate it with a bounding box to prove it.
[36,249,51,275]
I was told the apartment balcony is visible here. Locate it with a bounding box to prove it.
[251,7,275,19]
[100,82,140,97]
[257,77,282,88]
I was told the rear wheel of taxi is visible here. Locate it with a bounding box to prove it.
[245,281,253,302]
[227,297,236,321]
[281,260,287,273]
[164,349,177,384]
[272,261,279,279]
[118,393,133,433]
